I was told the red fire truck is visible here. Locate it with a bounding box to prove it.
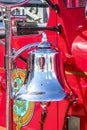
[0,0,87,130]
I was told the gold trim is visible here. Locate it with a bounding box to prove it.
[0,67,5,70]
[65,71,87,75]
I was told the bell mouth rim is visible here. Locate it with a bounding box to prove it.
[14,91,66,102]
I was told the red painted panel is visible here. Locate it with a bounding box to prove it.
[0,0,87,130]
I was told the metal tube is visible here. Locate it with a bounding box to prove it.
[5,6,12,130]
[12,42,39,60]
[1,1,31,130]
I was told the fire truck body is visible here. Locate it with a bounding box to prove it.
[0,0,87,130]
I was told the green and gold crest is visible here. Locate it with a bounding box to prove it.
[12,69,35,129]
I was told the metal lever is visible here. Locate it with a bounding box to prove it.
[45,0,59,13]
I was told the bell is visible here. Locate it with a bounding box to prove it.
[15,33,66,101]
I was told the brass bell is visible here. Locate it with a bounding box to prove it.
[15,33,66,101]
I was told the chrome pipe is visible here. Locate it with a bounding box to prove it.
[5,6,12,130]
[12,42,39,60]
[0,1,30,130]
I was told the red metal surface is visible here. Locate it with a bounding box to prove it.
[0,0,87,130]
[57,0,87,130]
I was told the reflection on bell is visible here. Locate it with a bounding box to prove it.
[15,33,66,101]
